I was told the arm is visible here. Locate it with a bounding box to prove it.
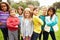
[30,21,34,36]
[50,16,58,26]
[36,16,44,25]
[21,19,24,36]
[7,18,15,27]
[13,18,20,26]
[45,16,58,26]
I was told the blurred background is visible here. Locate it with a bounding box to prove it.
[0,0,60,40]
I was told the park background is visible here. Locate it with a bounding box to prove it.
[0,0,60,40]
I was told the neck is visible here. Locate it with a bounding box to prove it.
[10,15,16,17]
[19,14,22,16]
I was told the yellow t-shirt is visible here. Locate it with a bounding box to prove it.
[33,15,43,34]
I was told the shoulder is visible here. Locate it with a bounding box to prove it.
[45,16,50,20]
[39,15,43,16]
[7,16,11,20]
[21,17,24,21]
[16,14,19,17]
[0,11,3,13]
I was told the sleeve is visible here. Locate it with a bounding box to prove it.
[50,16,58,26]
[13,18,20,26]
[45,17,52,26]
[21,19,24,35]
[30,21,34,36]
[7,18,14,27]
[0,12,1,22]
[35,16,44,25]
[45,16,58,26]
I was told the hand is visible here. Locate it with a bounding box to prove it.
[15,25,18,28]
[0,22,3,26]
[20,34,23,37]
[38,22,41,25]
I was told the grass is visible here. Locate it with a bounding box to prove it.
[0,9,60,40]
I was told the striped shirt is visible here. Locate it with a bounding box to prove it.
[0,11,9,28]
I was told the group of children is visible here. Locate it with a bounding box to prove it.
[0,2,58,40]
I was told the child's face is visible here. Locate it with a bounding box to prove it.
[24,11,30,18]
[18,8,23,15]
[33,9,39,16]
[1,3,7,12]
[48,9,53,16]
[42,8,47,15]
[10,10,16,17]
[28,5,34,11]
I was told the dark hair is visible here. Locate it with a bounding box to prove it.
[17,6,24,13]
[33,7,38,11]
[0,2,10,11]
[47,7,56,17]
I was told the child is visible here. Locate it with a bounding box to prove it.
[0,2,10,40]
[7,8,19,40]
[28,4,34,11]
[31,7,43,40]
[17,6,24,40]
[39,6,47,40]
[45,7,58,40]
[21,8,33,40]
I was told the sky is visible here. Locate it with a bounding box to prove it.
[2,0,60,7]
[38,0,60,7]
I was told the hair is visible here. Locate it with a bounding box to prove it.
[47,7,56,17]
[17,6,24,13]
[41,6,48,10]
[33,7,39,11]
[23,8,33,18]
[0,2,10,11]
[9,8,16,13]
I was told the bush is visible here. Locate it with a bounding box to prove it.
[11,2,28,9]
[11,1,40,9]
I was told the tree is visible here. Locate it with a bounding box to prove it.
[7,0,11,4]
[11,1,28,9]
[26,1,40,6]
[53,2,60,9]
[0,0,2,2]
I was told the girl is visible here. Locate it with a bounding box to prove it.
[0,2,10,40]
[31,7,43,40]
[17,6,24,40]
[21,8,33,40]
[39,6,47,40]
[7,8,19,40]
[28,4,34,11]
[44,7,58,40]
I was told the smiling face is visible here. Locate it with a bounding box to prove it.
[17,7,23,15]
[42,7,47,15]
[24,11,31,18]
[1,3,7,12]
[48,9,53,16]
[10,9,16,17]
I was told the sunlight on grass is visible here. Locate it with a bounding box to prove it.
[0,30,4,40]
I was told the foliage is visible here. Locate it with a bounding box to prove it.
[11,1,40,9]
[53,2,60,9]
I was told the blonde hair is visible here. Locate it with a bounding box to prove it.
[23,8,33,18]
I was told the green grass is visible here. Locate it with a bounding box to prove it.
[0,10,60,40]
[0,30,4,40]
